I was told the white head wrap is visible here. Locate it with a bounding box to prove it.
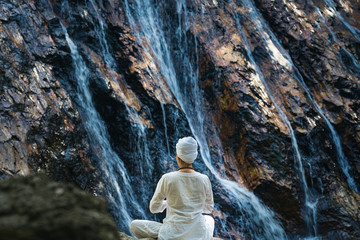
[176,137,198,164]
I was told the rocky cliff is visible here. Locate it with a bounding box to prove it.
[0,0,359,239]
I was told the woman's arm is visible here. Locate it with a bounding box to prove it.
[203,176,214,214]
[149,175,168,213]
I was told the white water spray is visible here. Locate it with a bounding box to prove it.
[62,23,146,230]
[123,0,288,238]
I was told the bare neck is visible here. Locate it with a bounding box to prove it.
[178,163,195,173]
[176,156,195,172]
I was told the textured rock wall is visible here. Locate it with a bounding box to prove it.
[157,0,360,237]
[0,0,359,239]
[0,0,98,190]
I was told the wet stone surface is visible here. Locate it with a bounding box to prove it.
[0,0,359,239]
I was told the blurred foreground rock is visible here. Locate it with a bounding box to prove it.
[0,173,123,240]
[1,0,360,238]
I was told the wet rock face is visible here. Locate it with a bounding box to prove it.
[251,0,360,237]
[0,173,122,240]
[1,0,191,228]
[0,0,98,190]
[253,0,360,183]
[158,0,360,236]
[1,0,360,239]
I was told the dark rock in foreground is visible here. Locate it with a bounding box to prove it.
[1,0,360,238]
[0,173,123,240]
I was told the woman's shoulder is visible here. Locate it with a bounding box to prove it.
[163,171,209,179]
[160,171,179,179]
[199,172,211,181]
[162,171,177,177]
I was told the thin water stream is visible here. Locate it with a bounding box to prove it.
[322,0,360,41]
[231,0,360,236]
[160,103,171,155]
[235,0,358,194]
[313,6,360,72]
[61,22,146,229]
[88,0,154,179]
[124,0,288,239]
[56,0,359,238]
[231,9,318,236]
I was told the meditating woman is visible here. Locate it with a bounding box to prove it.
[130,136,215,240]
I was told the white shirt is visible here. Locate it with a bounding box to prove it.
[149,171,214,240]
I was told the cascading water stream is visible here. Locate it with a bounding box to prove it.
[56,0,358,238]
[233,0,359,193]
[61,22,146,230]
[321,0,360,41]
[88,0,154,178]
[88,0,114,69]
[124,0,287,239]
[313,6,360,72]
[229,0,360,235]
[231,6,318,236]
[293,68,359,193]
[288,35,359,194]
[160,103,171,155]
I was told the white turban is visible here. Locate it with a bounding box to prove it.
[176,137,198,164]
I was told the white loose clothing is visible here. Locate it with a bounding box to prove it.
[131,171,214,240]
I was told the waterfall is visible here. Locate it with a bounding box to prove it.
[124,0,288,239]
[235,0,359,194]
[0,0,358,238]
[307,1,360,193]
[61,22,146,230]
[88,0,158,203]
[57,0,358,238]
[231,5,318,236]
[322,0,360,41]
[294,70,359,193]
[286,6,359,193]
[160,103,171,155]
[229,0,359,236]
[313,6,360,72]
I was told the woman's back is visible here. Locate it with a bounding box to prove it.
[150,171,214,240]
[156,172,211,222]
[130,137,214,240]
